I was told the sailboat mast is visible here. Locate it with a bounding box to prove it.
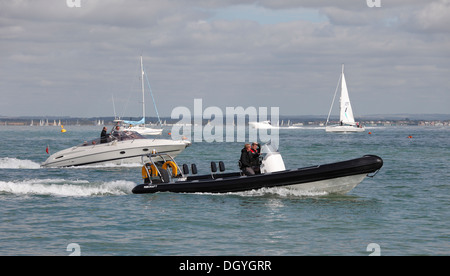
[340,64,344,122]
[112,95,118,120]
[140,56,145,124]
[143,67,163,127]
[326,68,342,126]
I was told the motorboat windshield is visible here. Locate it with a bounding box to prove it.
[79,130,146,146]
[261,143,278,155]
[113,130,146,141]
[260,143,286,173]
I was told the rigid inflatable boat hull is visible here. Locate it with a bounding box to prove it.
[132,155,383,194]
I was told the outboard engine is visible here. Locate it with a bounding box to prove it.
[260,144,286,173]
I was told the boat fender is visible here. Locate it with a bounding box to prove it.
[191,164,198,175]
[159,168,170,183]
[162,161,178,177]
[211,162,217,173]
[219,161,225,172]
[182,164,189,175]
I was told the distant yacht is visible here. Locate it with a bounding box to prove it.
[122,56,163,136]
[325,65,365,133]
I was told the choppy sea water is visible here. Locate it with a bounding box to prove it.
[0,125,448,256]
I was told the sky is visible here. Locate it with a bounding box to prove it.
[1,0,449,118]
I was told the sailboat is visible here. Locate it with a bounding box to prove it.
[122,56,163,136]
[325,65,365,133]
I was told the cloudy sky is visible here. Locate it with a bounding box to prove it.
[1,0,449,118]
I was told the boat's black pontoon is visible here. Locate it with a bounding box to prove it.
[132,145,383,194]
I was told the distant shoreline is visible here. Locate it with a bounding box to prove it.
[1,114,449,127]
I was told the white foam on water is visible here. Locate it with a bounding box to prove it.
[0,157,142,169]
[0,178,136,197]
[0,157,41,169]
[234,187,328,197]
[194,187,328,197]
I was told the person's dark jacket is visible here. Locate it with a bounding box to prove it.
[249,147,261,166]
[100,129,108,144]
[240,148,252,168]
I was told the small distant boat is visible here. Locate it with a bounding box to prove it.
[122,118,163,136]
[132,144,383,194]
[325,65,365,133]
[249,121,278,129]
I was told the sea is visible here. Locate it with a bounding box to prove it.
[0,124,448,256]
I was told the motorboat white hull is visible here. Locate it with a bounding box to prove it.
[325,125,365,133]
[41,139,190,168]
[286,173,367,194]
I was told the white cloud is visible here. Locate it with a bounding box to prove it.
[0,0,449,117]
[413,0,450,32]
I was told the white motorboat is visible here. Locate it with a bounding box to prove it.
[325,65,365,133]
[249,121,278,129]
[41,130,190,168]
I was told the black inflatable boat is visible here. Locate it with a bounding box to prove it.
[131,147,383,194]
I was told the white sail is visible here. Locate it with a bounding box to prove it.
[339,66,356,125]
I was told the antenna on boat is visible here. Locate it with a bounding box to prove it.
[112,95,119,120]
[140,55,146,125]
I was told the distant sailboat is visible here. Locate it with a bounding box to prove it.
[325,65,365,133]
[122,56,163,136]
